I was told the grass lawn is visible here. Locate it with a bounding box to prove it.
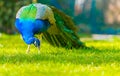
[0,34,120,76]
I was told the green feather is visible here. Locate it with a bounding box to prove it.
[20,4,37,19]
[43,6,86,49]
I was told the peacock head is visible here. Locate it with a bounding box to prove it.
[33,38,40,49]
[23,36,40,50]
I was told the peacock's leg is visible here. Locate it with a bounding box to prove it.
[37,46,40,54]
[37,33,43,54]
[26,45,30,54]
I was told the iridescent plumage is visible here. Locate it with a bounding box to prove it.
[15,3,85,53]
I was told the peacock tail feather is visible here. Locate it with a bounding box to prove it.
[42,6,85,48]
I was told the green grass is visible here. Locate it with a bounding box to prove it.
[0,34,120,76]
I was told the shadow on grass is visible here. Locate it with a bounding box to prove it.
[0,48,119,65]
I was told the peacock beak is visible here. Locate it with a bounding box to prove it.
[34,40,37,46]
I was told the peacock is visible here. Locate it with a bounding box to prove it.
[15,3,85,53]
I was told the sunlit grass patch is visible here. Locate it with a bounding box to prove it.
[0,34,120,76]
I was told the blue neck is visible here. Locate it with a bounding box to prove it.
[22,34,40,47]
[22,34,35,44]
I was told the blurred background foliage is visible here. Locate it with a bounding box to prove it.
[0,0,31,34]
[0,0,120,34]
